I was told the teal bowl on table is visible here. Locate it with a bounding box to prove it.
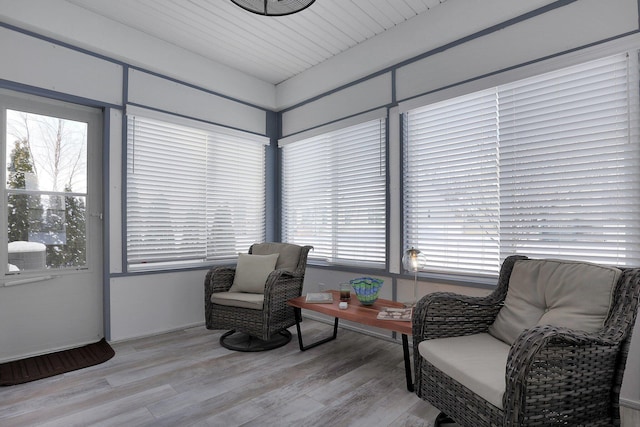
[350,277,384,305]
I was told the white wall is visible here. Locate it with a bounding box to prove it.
[0,26,122,105]
[0,0,276,110]
[396,0,638,103]
[276,0,559,109]
[281,0,639,132]
[281,73,392,137]
[109,270,206,341]
[127,69,267,135]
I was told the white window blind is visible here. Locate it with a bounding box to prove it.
[404,52,640,276]
[404,90,500,275]
[126,111,268,269]
[499,53,640,264]
[281,118,387,267]
[206,132,267,260]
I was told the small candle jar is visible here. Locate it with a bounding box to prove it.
[339,283,351,302]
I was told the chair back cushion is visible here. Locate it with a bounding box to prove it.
[229,253,279,294]
[489,258,621,345]
[251,242,302,272]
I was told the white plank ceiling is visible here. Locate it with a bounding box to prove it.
[66,0,449,85]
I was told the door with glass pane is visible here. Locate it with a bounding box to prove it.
[0,90,103,362]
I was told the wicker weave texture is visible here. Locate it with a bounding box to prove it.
[204,243,312,341]
[413,255,640,427]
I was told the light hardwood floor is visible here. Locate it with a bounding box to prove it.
[0,319,441,427]
[2,319,638,427]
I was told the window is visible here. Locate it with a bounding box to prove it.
[404,90,499,275]
[404,52,640,276]
[3,94,100,274]
[126,108,268,270]
[281,118,387,267]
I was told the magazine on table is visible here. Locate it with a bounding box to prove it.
[305,292,334,303]
[376,307,412,321]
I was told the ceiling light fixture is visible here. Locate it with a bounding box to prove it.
[230,0,315,16]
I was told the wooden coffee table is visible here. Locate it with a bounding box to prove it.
[287,290,414,391]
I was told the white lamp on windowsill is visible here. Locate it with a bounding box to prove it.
[402,247,427,307]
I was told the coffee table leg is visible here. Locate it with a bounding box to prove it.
[294,308,339,351]
[402,334,414,392]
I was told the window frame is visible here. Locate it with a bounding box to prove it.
[402,51,640,278]
[1,89,102,278]
[280,115,388,269]
[124,106,269,272]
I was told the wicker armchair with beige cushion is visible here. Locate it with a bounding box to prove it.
[413,255,640,426]
[205,242,312,351]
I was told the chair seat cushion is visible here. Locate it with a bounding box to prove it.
[418,333,510,409]
[229,253,279,294]
[489,258,621,345]
[211,292,264,310]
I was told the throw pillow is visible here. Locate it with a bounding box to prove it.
[229,253,279,294]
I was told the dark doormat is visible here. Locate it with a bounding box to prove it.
[0,338,115,386]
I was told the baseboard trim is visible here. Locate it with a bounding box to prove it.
[109,321,206,344]
[109,313,406,347]
[620,397,640,410]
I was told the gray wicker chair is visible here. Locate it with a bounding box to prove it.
[204,242,312,351]
[413,255,640,426]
